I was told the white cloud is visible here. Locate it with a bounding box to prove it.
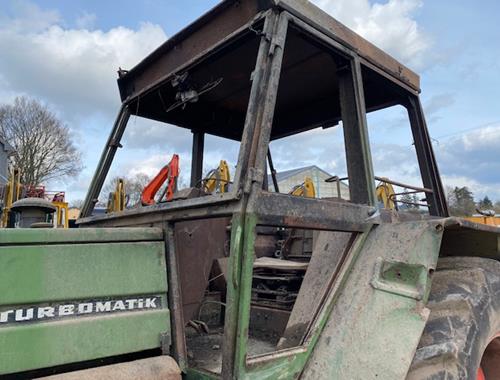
[126,154,176,178]
[124,118,192,151]
[3,0,496,205]
[441,175,500,201]
[0,0,61,33]
[435,124,500,199]
[270,127,347,175]
[0,1,169,202]
[311,0,430,69]
[0,8,167,121]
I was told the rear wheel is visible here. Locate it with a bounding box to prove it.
[407,257,500,380]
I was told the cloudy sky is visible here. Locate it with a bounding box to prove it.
[1,0,499,204]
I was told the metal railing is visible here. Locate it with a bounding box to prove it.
[325,175,434,208]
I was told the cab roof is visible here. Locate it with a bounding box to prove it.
[117,0,420,141]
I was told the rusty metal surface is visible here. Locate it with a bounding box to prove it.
[254,232,280,258]
[190,132,205,187]
[249,305,291,338]
[78,193,238,227]
[119,0,419,103]
[443,216,500,233]
[37,356,181,380]
[339,57,376,205]
[406,95,449,217]
[254,192,373,232]
[163,224,188,370]
[174,217,231,323]
[277,0,420,91]
[221,12,285,377]
[440,217,500,259]
[118,0,267,102]
[80,105,130,218]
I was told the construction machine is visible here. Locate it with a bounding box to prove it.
[141,154,180,205]
[0,166,21,227]
[106,178,127,213]
[0,167,69,228]
[51,192,69,228]
[202,160,231,194]
[376,177,397,210]
[2,1,500,379]
[374,177,500,227]
[289,177,316,198]
[468,210,500,226]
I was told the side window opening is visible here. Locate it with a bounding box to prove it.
[247,226,355,357]
[266,127,349,200]
[94,27,263,214]
[362,64,431,214]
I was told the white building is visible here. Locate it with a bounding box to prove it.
[268,165,349,199]
[0,137,15,185]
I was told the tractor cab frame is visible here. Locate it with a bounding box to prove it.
[78,1,455,378]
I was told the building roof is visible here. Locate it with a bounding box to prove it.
[269,165,348,185]
[0,136,15,155]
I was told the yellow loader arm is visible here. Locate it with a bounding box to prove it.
[1,167,21,227]
[203,160,230,194]
[107,178,126,213]
[376,178,397,210]
[290,177,316,198]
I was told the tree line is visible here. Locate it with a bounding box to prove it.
[447,186,500,217]
[1,97,498,215]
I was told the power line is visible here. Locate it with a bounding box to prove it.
[433,120,500,140]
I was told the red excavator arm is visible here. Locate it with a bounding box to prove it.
[141,154,180,206]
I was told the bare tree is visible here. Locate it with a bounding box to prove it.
[69,199,84,209]
[495,201,500,214]
[103,173,152,207]
[0,96,82,186]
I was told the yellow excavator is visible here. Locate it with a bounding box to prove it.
[106,178,127,213]
[202,160,231,194]
[467,209,500,226]
[290,177,316,198]
[0,167,69,228]
[375,177,500,227]
[51,192,69,228]
[0,167,21,227]
[376,177,397,210]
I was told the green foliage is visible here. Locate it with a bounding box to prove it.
[399,190,420,211]
[447,186,476,216]
[477,195,494,210]
[495,201,500,214]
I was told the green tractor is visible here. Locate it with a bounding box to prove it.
[2,1,500,379]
